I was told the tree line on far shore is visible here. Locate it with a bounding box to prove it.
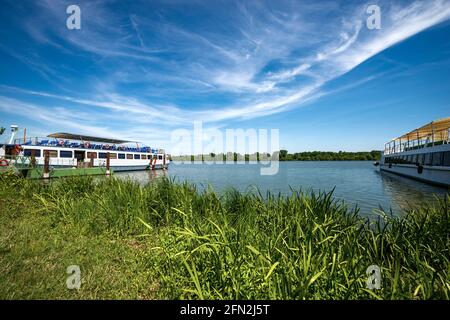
[171,150,382,162]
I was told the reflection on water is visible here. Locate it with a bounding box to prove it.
[378,170,446,213]
[115,161,448,217]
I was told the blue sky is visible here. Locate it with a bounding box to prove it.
[0,0,449,153]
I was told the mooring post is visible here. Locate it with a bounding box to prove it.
[43,150,50,179]
[149,157,155,170]
[89,155,94,168]
[30,149,36,168]
[106,152,110,176]
[163,154,166,171]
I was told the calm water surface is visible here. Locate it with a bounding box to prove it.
[116,161,448,216]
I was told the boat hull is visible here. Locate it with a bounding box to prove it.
[380,164,449,188]
[111,164,168,172]
[42,164,168,172]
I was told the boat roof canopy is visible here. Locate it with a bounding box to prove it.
[47,133,132,144]
[394,117,450,141]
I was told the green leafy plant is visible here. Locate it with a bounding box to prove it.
[0,175,448,299]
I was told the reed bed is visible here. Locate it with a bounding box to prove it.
[0,173,449,299]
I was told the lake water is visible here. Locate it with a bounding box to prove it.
[115,161,448,217]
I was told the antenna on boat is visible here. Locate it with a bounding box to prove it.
[8,125,18,145]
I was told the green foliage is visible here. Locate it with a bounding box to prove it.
[0,127,5,136]
[0,175,448,299]
[287,150,382,161]
[279,149,288,160]
[173,150,382,162]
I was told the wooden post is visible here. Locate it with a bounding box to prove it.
[30,149,36,167]
[89,155,94,168]
[417,130,420,148]
[163,154,166,170]
[431,122,435,146]
[43,150,50,179]
[106,152,110,176]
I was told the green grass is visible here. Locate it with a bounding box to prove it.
[0,173,449,299]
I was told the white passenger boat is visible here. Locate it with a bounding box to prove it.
[379,117,450,187]
[0,126,169,171]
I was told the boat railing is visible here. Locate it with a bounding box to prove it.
[1,154,78,167]
[12,137,159,153]
[384,127,450,155]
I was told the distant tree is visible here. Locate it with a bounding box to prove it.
[0,127,5,136]
[279,150,288,160]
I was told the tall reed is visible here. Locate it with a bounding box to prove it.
[1,174,448,299]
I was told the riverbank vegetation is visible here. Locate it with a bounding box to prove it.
[0,174,448,299]
[171,150,382,162]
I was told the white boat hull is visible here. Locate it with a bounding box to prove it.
[380,143,450,188]
[380,164,450,187]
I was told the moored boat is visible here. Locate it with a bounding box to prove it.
[0,126,170,172]
[379,117,450,187]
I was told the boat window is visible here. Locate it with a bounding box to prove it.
[417,154,425,165]
[99,152,108,159]
[87,152,97,159]
[141,154,147,160]
[147,155,151,160]
[44,150,58,158]
[118,153,125,159]
[134,154,140,160]
[153,154,157,159]
[127,154,133,160]
[108,153,117,159]
[424,153,433,166]
[411,154,418,164]
[432,152,443,166]
[60,150,73,158]
[158,155,163,160]
[24,149,41,157]
[442,151,450,166]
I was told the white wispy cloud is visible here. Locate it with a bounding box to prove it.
[1,0,450,149]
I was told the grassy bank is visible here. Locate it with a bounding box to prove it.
[0,174,449,299]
